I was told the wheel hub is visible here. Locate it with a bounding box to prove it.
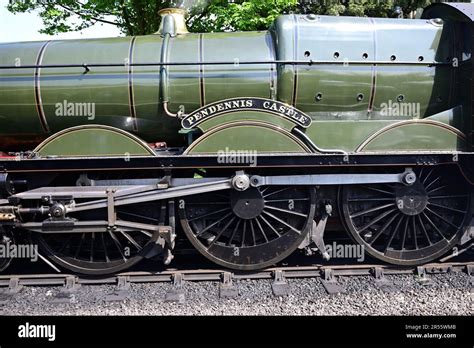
[230,187,264,219]
[395,182,427,216]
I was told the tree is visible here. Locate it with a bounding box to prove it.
[189,0,297,32]
[6,0,450,36]
[8,0,175,36]
[7,0,298,35]
[297,0,434,18]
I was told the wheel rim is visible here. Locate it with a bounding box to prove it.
[35,204,160,275]
[340,167,470,265]
[180,185,316,270]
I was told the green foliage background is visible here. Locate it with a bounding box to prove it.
[6,0,451,36]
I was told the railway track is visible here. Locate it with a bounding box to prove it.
[0,260,472,301]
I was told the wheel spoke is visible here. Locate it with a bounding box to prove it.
[348,197,394,202]
[357,209,397,233]
[265,198,309,203]
[254,217,269,242]
[368,211,397,245]
[429,194,468,200]
[249,219,257,246]
[350,203,395,219]
[424,176,441,191]
[241,220,247,247]
[427,202,466,214]
[361,186,394,196]
[189,207,231,222]
[342,167,469,264]
[412,216,418,250]
[417,214,432,246]
[264,205,307,218]
[227,219,241,246]
[196,212,233,237]
[108,230,126,261]
[101,232,110,262]
[262,210,301,234]
[401,217,409,250]
[263,187,293,198]
[383,215,404,253]
[421,212,447,240]
[425,207,459,230]
[181,184,315,270]
[418,167,424,180]
[120,231,141,250]
[422,168,434,185]
[259,214,281,237]
[36,202,158,274]
[208,216,236,248]
[427,185,448,195]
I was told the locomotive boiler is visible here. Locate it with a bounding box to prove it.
[0,3,472,275]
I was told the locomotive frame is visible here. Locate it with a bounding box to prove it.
[0,2,473,275]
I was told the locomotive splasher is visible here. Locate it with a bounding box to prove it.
[0,3,472,274]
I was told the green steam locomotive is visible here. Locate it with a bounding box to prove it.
[0,3,472,274]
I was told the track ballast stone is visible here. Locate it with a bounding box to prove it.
[0,272,471,315]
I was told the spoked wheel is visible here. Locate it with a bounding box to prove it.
[0,226,13,272]
[180,185,316,270]
[35,204,161,275]
[340,166,470,265]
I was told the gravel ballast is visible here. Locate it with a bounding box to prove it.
[0,272,472,315]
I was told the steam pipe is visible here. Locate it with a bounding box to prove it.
[160,14,177,117]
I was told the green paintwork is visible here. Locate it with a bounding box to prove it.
[360,123,466,152]
[272,15,454,118]
[167,33,200,114]
[198,110,295,132]
[301,107,467,152]
[0,13,468,154]
[200,31,273,105]
[40,38,130,134]
[133,35,181,143]
[0,41,46,136]
[304,120,396,152]
[187,124,308,154]
[35,126,155,157]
